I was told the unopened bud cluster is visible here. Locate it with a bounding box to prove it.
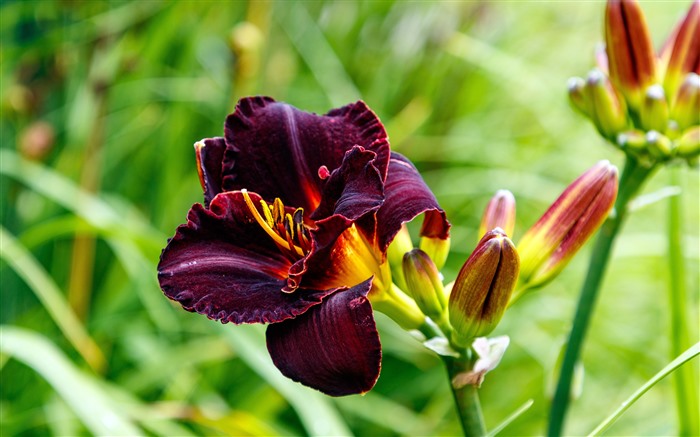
[388,162,617,360]
[568,0,700,166]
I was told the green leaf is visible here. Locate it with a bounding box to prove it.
[220,324,352,436]
[587,342,700,436]
[0,326,143,436]
[0,227,106,371]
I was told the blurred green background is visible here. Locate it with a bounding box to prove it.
[2,1,698,436]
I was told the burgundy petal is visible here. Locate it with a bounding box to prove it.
[158,192,333,324]
[375,152,450,252]
[266,279,381,396]
[194,137,226,207]
[222,97,389,212]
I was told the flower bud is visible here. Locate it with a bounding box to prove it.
[479,190,516,238]
[419,236,450,271]
[517,161,618,291]
[676,127,700,159]
[403,249,447,321]
[449,229,519,346]
[617,129,647,152]
[605,0,657,111]
[646,131,673,160]
[567,77,590,117]
[585,69,629,139]
[387,224,413,291]
[640,85,669,133]
[671,73,700,130]
[662,0,699,101]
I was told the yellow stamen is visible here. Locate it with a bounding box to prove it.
[241,189,305,257]
[260,199,274,227]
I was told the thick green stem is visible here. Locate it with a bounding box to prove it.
[547,159,654,436]
[444,354,487,436]
[667,166,700,436]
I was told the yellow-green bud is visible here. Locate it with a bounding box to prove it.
[671,73,700,131]
[419,236,450,271]
[677,127,700,159]
[617,129,647,153]
[646,131,673,160]
[568,77,590,117]
[585,69,629,140]
[387,224,413,291]
[640,85,669,133]
[449,229,519,347]
[402,249,446,321]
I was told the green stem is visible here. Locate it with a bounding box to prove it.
[547,158,655,436]
[667,166,700,436]
[444,354,487,436]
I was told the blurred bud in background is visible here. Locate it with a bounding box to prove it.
[403,249,447,323]
[18,121,55,161]
[449,229,519,347]
[479,190,516,239]
[516,161,618,294]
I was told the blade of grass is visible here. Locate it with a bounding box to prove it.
[276,2,361,107]
[0,326,142,436]
[0,149,176,332]
[0,227,106,372]
[220,323,352,437]
[488,399,534,436]
[587,342,700,436]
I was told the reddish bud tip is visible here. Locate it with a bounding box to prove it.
[479,190,516,239]
[605,0,657,110]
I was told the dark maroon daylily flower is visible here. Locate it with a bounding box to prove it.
[158,97,449,396]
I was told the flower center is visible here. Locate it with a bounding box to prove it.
[241,189,312,260]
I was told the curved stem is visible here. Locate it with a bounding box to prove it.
[547,158,655,436]
[444,354,487,436]
[667,166,699,436]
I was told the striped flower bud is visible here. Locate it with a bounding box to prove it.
[449,229,519,347]
[517,161,618,291]
[662,0,699,101]
[640,85,669,133]
[479,190,516,238]
[403,249,447,321]
[605,0,657,111]
[585,69,629,139]
[671,73,700,130]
